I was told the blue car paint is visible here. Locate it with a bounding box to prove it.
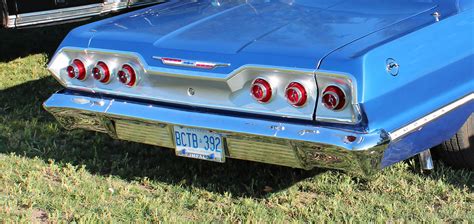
[321,8,474,131]
[59,0,441,75]
[319,8,474,167]
[55,0,473,168]
[382,100,474,168]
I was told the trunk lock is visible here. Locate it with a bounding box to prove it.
[386,58,399,76]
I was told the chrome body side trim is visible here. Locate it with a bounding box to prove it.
[43,91,389,176]
[6,1,161,28]
[389,93,474,140]
[102,2,129,12]
[10,4,109,28]
[128,0,162,8]
[6,15,15,28]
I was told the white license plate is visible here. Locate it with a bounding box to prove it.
[173,126,225,163]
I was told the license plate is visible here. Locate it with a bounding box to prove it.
[173,126,225,163]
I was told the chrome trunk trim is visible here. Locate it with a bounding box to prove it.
[43,91,390,176]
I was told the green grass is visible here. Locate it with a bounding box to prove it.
[0,24,473,223]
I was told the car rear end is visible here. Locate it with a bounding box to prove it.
[44,45,389,176]
[43,0,472,176]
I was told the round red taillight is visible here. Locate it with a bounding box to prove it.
[92,61,111,83]
[66,59,86,81]
[117,64,137,87]
[251,78,273,103]
[285,82,308,107]
[322,85,347,111]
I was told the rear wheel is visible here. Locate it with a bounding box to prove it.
[435,114,474,169]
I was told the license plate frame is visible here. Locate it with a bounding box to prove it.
[173,126,225,163]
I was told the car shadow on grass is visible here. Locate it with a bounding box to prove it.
[0,23,326,198]
[2,77,473,199]
[0,22,91,63]
[0,77,329,198]
[1,27,62,62]
[1,23,472,197]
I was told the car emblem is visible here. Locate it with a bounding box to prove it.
[153,56,230,69]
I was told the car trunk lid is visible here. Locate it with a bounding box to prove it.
[79,0,437,121]
[87,0,436,72]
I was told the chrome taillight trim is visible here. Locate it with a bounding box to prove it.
[321,84,348,111]
[67,59,87,81]
[67,63,81,79]
[314,71,360,124]
[49,47,317,82]
[285,82,308,108]
[117,64,139,87]
[250,78,274,103]
[93,61,111,84]
[48,47,360,123]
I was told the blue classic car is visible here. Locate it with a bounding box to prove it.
[43,0,474,176]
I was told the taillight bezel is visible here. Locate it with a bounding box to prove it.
[92,61,111,84]
[250,78,273,103]
[285,82,308,107]
[321,85,347,111]
[118,64,138,87]
[66,59,87,81]
[314,71,359,124]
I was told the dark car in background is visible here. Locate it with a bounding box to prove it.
[0,0,162,28]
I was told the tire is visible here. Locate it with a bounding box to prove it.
[435,113,474,169]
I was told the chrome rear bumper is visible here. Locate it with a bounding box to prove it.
[43,91,390,176]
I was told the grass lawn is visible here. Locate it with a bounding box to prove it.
[0,23,473,223]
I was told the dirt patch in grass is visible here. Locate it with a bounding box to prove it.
[31,209,48,224]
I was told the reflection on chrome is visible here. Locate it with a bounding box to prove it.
[44,91,390,177]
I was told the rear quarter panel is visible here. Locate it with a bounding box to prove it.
[320,8,473,167]
[322,9,474,133]
[361,9,474,133]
